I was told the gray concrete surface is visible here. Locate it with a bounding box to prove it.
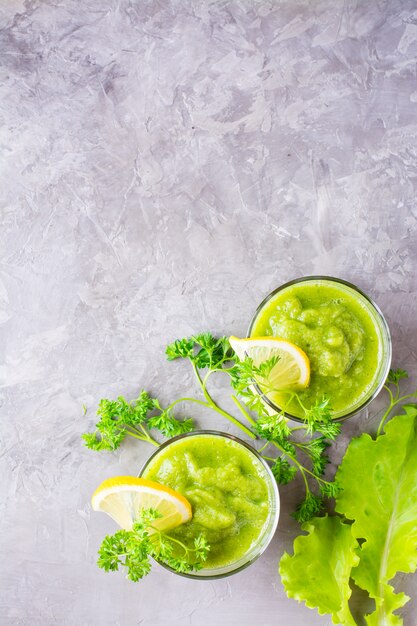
[1,1,417,624]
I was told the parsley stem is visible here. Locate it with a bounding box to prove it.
[168,395,255,438]
[191,362,256,439]
[139,423,148,435]
[377,385,400,437]
[192,362,211,402]
[138,423,152,439]
[269,441,310,491]
[299,467,310,492]
[263,449,330,487]
[157,533,189,555]
[397,392,417,402]
[168,397,210,410]
[297,465,330,484]
[270,441,301,471]
[385,384,395,404]
[376,388,417,436]
[209,403,256,439]
[125,429,159,447]
[231,395,257,427]
[145,434,160,447]
[380,384,395,422]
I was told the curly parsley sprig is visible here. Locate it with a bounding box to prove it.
[166,333,255,438]
[82,391,193,451]
[97,508,210,581]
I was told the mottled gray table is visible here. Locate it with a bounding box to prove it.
[2,1,417,625]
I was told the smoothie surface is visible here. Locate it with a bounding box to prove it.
[250,281,382,417]
[142,434,272,570]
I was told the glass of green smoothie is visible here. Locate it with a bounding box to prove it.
[140,430,280,579]
[248,276,391,421]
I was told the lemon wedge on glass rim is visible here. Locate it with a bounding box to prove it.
[91,476,192,531]
[229,336,310,397]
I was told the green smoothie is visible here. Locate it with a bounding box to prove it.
[141,434,276,571]
[250,279,388,418]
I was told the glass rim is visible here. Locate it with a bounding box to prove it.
[139,429,280,580]
[247,275,392,423]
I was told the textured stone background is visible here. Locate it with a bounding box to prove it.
[1,1,417,624]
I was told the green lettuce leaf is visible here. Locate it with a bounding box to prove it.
[335,409,417,625]
[279,515,359,625]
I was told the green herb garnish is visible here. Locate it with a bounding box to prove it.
[83,332,342,521]
[82,391,193,451]
[376,367,416,436]
[97,508,210,581]
[165,333,341,521]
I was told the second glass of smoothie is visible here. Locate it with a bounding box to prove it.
[140,431,280,578]
[248,276,391,421]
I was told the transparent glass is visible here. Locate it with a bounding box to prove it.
[139,430,280,579]
[248,276,392,422]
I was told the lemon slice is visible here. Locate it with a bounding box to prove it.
[229,336,310,392]
[91,476,192,531]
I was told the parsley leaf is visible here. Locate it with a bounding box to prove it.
[255,415,295,455]
[298,437,331,476]
[301,396,334,435]
[82,392,193,451]
[147,410,193,438]
[378,367,417,436]
[166,338,195,361]
[387,368,408,384]
[166,333,233,370]
[293,493,324,523]
[271,457,298,485]
[319,480,341,498]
